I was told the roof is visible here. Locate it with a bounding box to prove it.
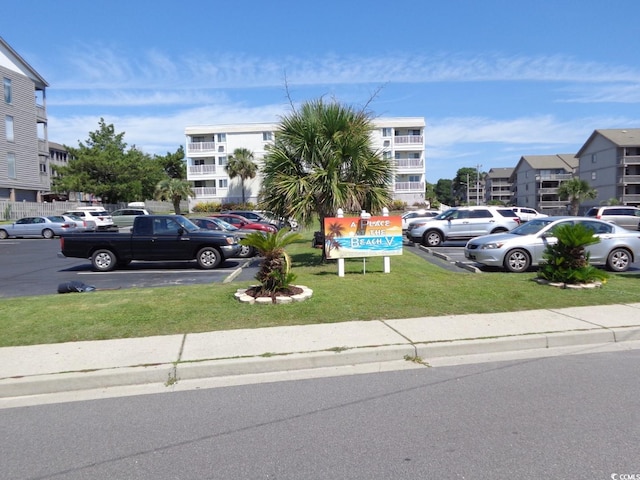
[576,128,640,157]
[515,154,578,172]
[485,167,514,178]
[0,36,48,88]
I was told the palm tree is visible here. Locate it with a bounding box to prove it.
[259,98,394,241]
[557,177,597,215]
[225,148,258,205]
[241,228,302,295]
[154,178,194,215]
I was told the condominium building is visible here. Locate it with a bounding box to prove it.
[511,154,578,215]
[484,167,514,204]
[184,117,425,211]
[0,36,49,201]
[576,129,640,208]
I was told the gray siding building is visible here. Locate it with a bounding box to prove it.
[576,129,640,208]
[0,36,49,201]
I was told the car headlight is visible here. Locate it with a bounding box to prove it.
[480,242,504,249]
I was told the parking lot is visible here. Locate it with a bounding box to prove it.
[0,238,259,299]
[2,237,638,299]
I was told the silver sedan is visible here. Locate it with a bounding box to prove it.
[464,216,640,273]
[0,215,77,239]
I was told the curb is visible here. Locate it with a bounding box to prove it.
[3,327,639,399]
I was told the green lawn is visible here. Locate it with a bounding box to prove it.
[1,229,639,347]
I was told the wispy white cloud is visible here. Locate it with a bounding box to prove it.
[49,47,640,93]
[559,83,640,103]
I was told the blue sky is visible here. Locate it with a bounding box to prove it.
[3,0,640,181]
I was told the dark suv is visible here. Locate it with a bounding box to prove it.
[585,206,640,230]
[406,206,521,246]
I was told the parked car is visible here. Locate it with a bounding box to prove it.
[62,207,114,230]
[0,215,77,239]
[209,213,278,233]
[110,207,152,228]
[406,206,521,246]
[190,217,258,258]
[511,207,548,222]
[401,210,439,232]
[62,214,96,232]
[464,216,640,273]
[224,210,284,229]
[585,206,640,230]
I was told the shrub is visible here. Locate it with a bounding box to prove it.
[537,223,609,284]
[192,202,222,213]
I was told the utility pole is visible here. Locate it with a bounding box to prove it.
[466,173,470,206]
[476,164,482,205]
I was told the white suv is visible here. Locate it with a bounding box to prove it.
[585,206,640,230]
[406,206,521,246]
[63,207,114,230]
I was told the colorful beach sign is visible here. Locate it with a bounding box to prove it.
[323,215,403,259]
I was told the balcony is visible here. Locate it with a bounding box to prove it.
[394,135,423,145]
[619,155,640,166]
[189,165,217,177]
[187,142,216,155]
[394,158,424,170]
[192,187,217,198]
[618,175,640,184]
[394,181,424,192]
[538,200,568,208]
[536,174,573,181]
[38,139,48,154]
[36,104,47,122]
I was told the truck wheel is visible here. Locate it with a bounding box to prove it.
[91,249,117,272]
[42,228,54,239]
[237,245,255,258]
[196,246,222,269]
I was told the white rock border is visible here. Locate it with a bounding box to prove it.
[534,278,603,289]
[234,285,313,305]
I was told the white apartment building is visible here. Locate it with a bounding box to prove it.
[184,117,426,212]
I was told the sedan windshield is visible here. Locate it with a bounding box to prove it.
[509,218,556,235]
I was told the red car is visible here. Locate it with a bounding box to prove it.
[208,213,277,233]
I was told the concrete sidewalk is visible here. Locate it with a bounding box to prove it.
[2,303,640,400]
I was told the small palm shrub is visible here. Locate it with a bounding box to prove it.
[537,223,609,284]
[241,228,302,295]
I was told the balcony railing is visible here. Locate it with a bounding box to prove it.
[189,165,217,176]
[192,187,217,197]
[38,139,48,153]
[36,104,46,122]
[621,194,640,203]
[618,175,640,184]
[537,187,560,194]
[394,135,423,145]
[538,200,568,208]
[394,158,424,169]
[535,174,573,181]
[187,142,216,154]
[619,155,640,165]
[394,181,425,192]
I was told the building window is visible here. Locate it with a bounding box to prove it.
[262,132,273,141]
[40,163,47,174]
[218,179,228,188]
[217,156,227,166]
[382,151,392,160]
[591,172,597,180]
[395,152,401,159]
[192,136,204,143]
[3,78,11,103]
[7,152,16,179]
[409,175,420,182]
[382,128,392,137]
[591,154,597,163]
[217,133,226,142]
[5,116,14,141]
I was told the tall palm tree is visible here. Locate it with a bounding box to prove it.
[225,148,258,205]
[557,177,597,215]
[259,98,394,236]
[154,178,194,215]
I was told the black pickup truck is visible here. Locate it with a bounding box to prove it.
[59,215,241,272]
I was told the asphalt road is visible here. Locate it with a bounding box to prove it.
[0,238,259,298]
[2,348,639,479]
